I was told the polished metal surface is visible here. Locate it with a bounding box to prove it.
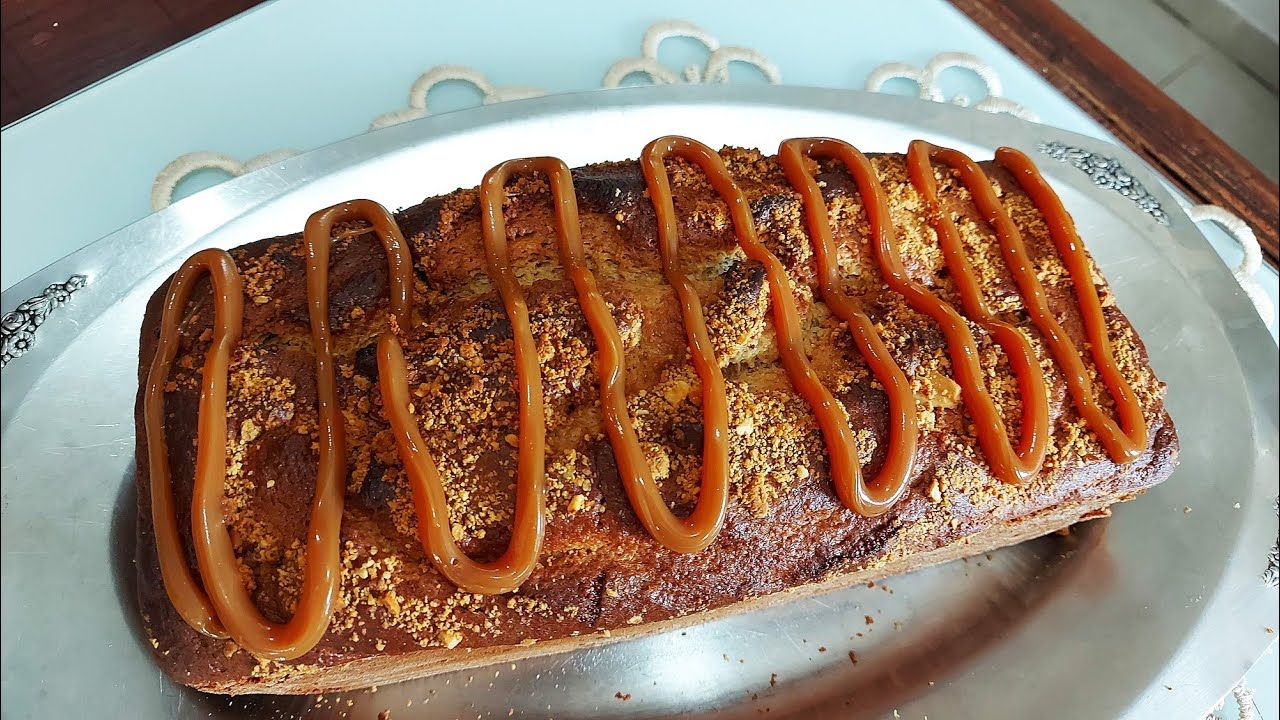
[1,85,1276,719]
[0,274,88,368]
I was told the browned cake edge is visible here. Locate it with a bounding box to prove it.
[191,495,1142,694]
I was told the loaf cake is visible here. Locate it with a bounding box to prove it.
[134,136,1178,694]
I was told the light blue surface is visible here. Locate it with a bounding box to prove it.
[0,0,1111,288]
[0,0,1274,713]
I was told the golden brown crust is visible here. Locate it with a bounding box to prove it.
[134,148,1178,694]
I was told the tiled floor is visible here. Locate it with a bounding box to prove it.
[1056,0,1280,182]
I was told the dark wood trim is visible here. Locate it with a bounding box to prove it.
[950,0,1279,266]
[0,0,262,126]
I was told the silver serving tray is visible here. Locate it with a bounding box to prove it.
[1,86,1276,720]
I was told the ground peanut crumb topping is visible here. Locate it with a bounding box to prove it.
[146,147,1171,681]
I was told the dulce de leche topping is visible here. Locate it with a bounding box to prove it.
[647,136,918,516]
[994,146,1147,460]
[145,199,412,660]
[145,137,1143,661]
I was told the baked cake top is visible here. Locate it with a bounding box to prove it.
[137,137,1175,687]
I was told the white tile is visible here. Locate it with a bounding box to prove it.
[1057,0,1279,181]
[1160,0,1280,88]
[1162,50,1280,181]
[1054,0,1211,81]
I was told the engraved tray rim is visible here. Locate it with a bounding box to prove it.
[1,85,1276,719]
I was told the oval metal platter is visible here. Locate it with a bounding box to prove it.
[2,85,1276,719]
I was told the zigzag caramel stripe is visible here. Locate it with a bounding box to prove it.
[649,136,919,516]
[146,138,1142,661]
[911,142,1145,463]
[145,199,413,660]
[781,138,1049,486]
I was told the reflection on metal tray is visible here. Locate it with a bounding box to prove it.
[1,86,1276,719]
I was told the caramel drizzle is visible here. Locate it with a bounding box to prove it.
[992,147,1147,459]
[144,249,242,642]
[147,138,1144,658]
[905,140,1144,466]
[643,136,913,515]
[154,245,348,660]
[624,142,736,550]
[145,199,412,660]
[381,161,556,595]
[779,138,1048,485]
[502,157,732,553]
[905,140,1052,482]
[775,139,919,512]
